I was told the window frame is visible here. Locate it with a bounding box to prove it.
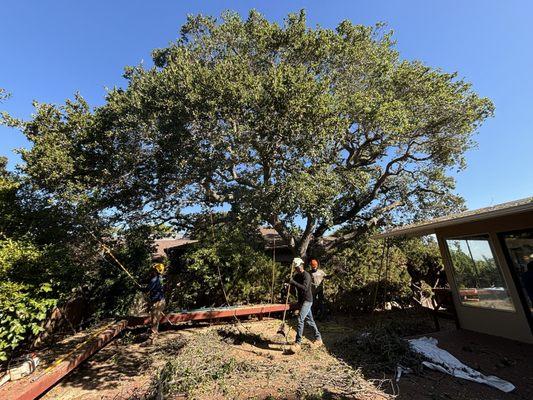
[497,228,533,332]
[444,233,516,313]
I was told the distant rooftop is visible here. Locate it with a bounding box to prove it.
[259,227,287,249]
[153,237,198,257]
[374,197,533,239]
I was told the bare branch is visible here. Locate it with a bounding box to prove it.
[322,200,403,252]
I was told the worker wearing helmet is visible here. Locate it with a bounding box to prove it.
[142,262,166,345]
[309,259,328,320]
[286,257,322,353]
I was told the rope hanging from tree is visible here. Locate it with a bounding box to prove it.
[370,238,390,314]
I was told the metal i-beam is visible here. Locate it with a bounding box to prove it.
[0,320,127,400]
[0,303,294,399]
[127,303,295,327]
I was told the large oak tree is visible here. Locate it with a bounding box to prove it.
[13,11,493,257]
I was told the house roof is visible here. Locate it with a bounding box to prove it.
[153,237,198,257]
[374,196,533,239]
[259,227,288,250]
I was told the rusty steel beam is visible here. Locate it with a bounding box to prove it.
[0,304,293,399]
[127,303,296,327]
[0,320,128,400]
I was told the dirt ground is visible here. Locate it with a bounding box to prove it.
[39,310,533,399]
[396,329,533,400]
[44,318,388,400]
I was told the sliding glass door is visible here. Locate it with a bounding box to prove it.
[499,229,533,330]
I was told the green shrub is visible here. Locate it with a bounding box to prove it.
[323,236,412,313]
[167,223,280,309]
[0,238,57,361]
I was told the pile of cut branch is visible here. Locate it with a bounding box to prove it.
[334,322,424,375]
[143,322,394,399]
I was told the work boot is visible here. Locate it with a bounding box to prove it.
[283,342,301,355]
[312,339,323,349]
[291,343,301,354]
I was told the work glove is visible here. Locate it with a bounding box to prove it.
[283,282,290,289]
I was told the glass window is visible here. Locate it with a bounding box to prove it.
[500,229,533,315]
[446,235,515,311]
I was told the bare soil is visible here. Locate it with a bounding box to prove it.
[395,329,533,400]
[39,310,532,399]
[44,318,389,399]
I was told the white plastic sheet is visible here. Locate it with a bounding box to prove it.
[408,337,515,393]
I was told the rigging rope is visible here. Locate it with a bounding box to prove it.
[207,213,284,336]
[370,238,389,314]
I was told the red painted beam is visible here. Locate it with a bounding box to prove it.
[127,303,296,327]
[0,320,127,400]
[0,304,294,399]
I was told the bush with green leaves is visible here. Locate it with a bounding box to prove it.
[87,225,159,318]
[0,238,57,361]
[0,161,83,361]
[167,222,281,310]
[322,235,412,312]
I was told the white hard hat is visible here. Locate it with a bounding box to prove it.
[292,257,304,268]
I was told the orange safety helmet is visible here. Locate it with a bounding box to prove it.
[310,259,319,268]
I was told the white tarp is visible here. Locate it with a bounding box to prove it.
[408,337,515,393]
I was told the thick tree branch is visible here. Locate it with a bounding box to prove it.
[297,216,316,258]
[321,200,403,252]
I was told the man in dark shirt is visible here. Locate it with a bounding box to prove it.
[143,263,166,344]
[288,257,322,353]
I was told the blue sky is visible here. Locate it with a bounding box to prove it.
[1,0,532,210]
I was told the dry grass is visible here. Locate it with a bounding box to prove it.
[142,319,394,399]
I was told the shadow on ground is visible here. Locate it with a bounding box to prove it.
[59,342,151,392]
[216,325,286,353]
[313,309,532,400]
[51,330,186,394]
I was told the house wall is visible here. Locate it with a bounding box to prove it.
[435,211,533,343]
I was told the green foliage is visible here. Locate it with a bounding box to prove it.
[0,160,20,233]
[168,222,279,309]
[88,225,164,318]
[0,12,494,362]
[0,166,62,361]
[397,237,444,302]
[145,331,244,399]
[400,237,443,282]
[334,320,425,374]
[323,235,412,312]
[0,238,57,361]
[0,161,91,361]
[13,10,493,257]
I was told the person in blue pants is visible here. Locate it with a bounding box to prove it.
[287,257,322,353]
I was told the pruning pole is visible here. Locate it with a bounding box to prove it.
[86,229,142,289]
[270,236,276,305]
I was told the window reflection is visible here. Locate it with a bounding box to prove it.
[446,235,514,311]
[501,230,533,314]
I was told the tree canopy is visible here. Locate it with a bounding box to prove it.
[12,11,494,256]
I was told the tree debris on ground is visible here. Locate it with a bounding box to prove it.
[333,323,425,376]
[142,320,394,399]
